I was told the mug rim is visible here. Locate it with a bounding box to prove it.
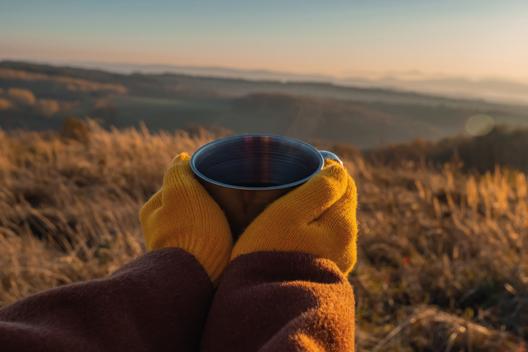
[190,133,324,191]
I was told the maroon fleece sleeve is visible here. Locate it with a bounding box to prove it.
[0,248,213,352]
[201,251,356,352]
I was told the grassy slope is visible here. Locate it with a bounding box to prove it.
[365,126,528,173]
[0,124,526,351]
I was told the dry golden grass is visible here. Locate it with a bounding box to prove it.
[0,123,526,351]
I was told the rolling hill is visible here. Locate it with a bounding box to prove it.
[1,60,527,148]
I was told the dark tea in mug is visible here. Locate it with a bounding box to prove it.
[191,134,341,237]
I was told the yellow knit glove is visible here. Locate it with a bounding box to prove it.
[139,153,232,282]
[232,160,358,275]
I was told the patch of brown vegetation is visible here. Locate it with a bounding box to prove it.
[7,87,36,105]
[0,68,127,95]
[0,98,12,110]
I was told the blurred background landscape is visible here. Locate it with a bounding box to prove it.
[1,0,527,350]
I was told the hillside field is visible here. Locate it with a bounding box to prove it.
[0,123,527,351]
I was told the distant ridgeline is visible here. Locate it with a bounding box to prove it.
[1,60,528,149]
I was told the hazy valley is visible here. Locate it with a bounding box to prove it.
[1,60,528,149]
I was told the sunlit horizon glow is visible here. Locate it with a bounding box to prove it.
[1,0,527,82]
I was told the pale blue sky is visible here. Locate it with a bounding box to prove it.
[1,0,527,80]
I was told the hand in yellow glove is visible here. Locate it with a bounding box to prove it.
[232,160,358,275]
[140,153,232,282]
